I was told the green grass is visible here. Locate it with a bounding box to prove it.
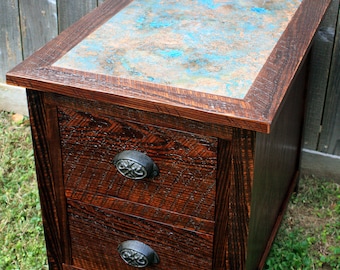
[0,111,47,269]
[266,177,340,270]
[0,111,339,269]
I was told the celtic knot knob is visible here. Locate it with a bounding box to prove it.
[113,150,159,180]
[118,240,160,268]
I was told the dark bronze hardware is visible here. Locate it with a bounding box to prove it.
[118,240,160,267]
[113,150,159,180]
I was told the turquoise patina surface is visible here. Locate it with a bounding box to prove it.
[53,0,302,98]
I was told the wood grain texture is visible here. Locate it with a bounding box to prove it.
[57,106,217,222]
[6,0,331,133]
[67,199,213,270]
[213,130,255,269]
[26,68,306,269]
[64,189,215,234]
[246,58,308,269]
[13,1,331,269]
[46,92,233,140]
[63,264,85,270]
[26,90,71,269]
[244,0,329,123]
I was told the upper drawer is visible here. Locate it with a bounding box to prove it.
[58,107,218,222]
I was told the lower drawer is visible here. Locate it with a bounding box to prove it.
[67,199,214,269]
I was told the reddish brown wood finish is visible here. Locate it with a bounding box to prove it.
[62,264,85,270]
[246,59,308,269]
[57,105,218,226]
[25,53,306,268]
[67,199,213,269]
[213,130,255,269]
[6,0,331,133]
[33,93,221,269]
[8,0,331,269]
[26,90,71,269]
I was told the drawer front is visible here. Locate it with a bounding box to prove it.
[58,107,217,222]
[67,198,213,270]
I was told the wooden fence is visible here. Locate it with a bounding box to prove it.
[1,0,339,180]
[0,0,106,82]
[301,0,340,180]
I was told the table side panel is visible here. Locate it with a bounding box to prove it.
[246,57,308,269]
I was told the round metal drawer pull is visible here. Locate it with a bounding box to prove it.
[113,150,159,180]
[118,240,160,268]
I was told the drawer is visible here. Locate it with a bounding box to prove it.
[67,198,214,270]
[58,107,218,222]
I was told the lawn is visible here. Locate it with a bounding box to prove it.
[0,111,339,269]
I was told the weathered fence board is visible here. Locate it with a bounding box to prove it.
[0,0,102,81]
[318,12,340,156]
[58,0,98,33]
[0,0,23,82]
[303,0,339,151]
[18,0,58,59]
[302,0,340,157]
